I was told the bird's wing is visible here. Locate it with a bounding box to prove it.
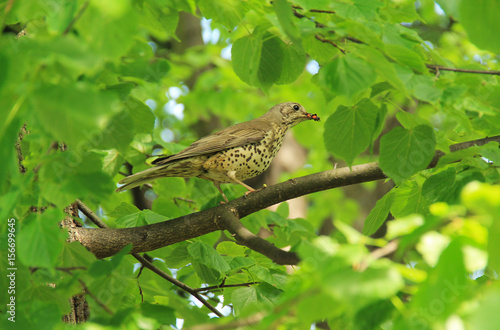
[152,120,273,165]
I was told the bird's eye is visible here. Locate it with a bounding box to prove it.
[293,104,299,111]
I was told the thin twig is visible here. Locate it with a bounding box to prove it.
[293,10,325,28]
[426,64,500,76]
[174,197,196,204]
[75,199,224,317]
[315,34,346,54]
[291,5,335,14]
[63,0,90,35]
[76,199,107,228]
[356,240,399,272]
[293,9,362,44]
[132,253,224,317]
[310,9,336,14]
[194,282,260,293]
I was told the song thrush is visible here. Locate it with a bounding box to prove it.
[117,102,320,201]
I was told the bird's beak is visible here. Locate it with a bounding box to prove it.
[305,112,320,121]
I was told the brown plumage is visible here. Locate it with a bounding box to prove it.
[117,102,320,201]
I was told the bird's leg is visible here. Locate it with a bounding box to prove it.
[213,181,229,203]
[226,171,255,197]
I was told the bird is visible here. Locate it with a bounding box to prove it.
[116,102,320,201]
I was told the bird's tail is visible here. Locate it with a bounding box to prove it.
[116,159,202,192]
[116,166,164,192]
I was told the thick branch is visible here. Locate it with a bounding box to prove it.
[219,209,300,265]
[72,203,225,258]
[70,135,500,262]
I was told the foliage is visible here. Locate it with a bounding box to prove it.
[1,0,500,329]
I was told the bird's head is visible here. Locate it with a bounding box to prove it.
[269,102,320,127]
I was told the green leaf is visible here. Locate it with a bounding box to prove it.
[98,110,134,154]
[251,265,288,290]
[303,33,340,65]
[229,256,257,270]
[273,0,302,46]
[381,1,419,23]
[275,42,306,85]
[434,0,460,18]
[138,2,180,40]
[459,0,500,53]
[0,117,21,191]
[231,30,265,88]
[422,168,457,203]
[462,182,500,272]
[152,197,191,218]
[126,97,155,134]
[197,0,249,30]
[32,83,116,148]
[141,302,176,325]
[383,44,427,73]
[106,202,140,218]
[58,242,97,268]
[88,245,131,277]
[324,259,404,308]
[323,99,379,166]
[410,240,469,322]
[115,209,169,227]
[231,283,282,316]
[390,181,429,218]
[318,55,376,100]
[39,153,115,207]
[333,0,382,21]
[292,0,332,11]
[75,0,139,58]
[469,286,500,330]
[386,214,424,240]
[379,125,436,183]
[407,74,443,103]
[362,192,394,236]
[143,209,170,224]
[17,210,66,268]
[416,231,451,266]
[103,150,124,177]
[155,177,187,197]
[163,243,191,269]
[188,241,231,284]
[395,111,430,129]
[359,47,408,96]
[232,29,305,90]
[217,241,247,256]
[0,51,9,90]
[354,299,394,330]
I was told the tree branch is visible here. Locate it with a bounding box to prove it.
[426,64,500,76]
[63,0,90,35]
[70,135,500,264]
[194,282,260,293]
[75,199,224,317]
[132,253,224,317]
[219,208,300,265]
[315,34,346,54]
